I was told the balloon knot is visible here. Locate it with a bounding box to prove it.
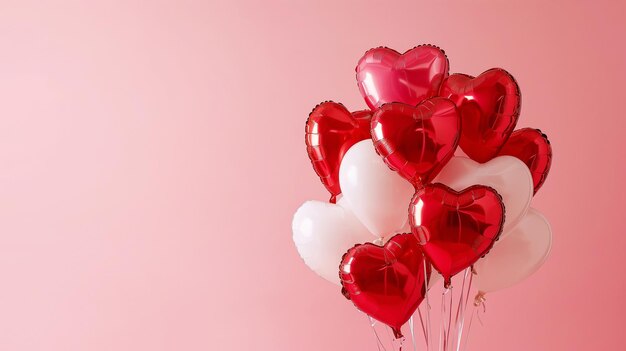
[474,291,487,306]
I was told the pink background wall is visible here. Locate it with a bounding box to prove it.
[1,1,625,350]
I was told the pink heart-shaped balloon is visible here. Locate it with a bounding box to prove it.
[356,45,449,109]
[370,97,461,187]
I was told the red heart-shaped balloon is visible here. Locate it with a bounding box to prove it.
[356,45,449,109]
[409,183,505,287]
[306,102,372,202]
[340,233,431,338]
[440,68,521,163]
[371,97,460,187]
[498,128,552,194]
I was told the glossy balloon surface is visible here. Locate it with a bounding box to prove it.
[440,68,521,163]
[356,45,449,109]
[292,199,375,285]
[498,128,552,194]
[371,98,460,187]
[474,208,552,292]
[340,233,430,338]
[339,140,415,237]
[409,183,505,286]
[434,156,533,235]
[306,102,372,202]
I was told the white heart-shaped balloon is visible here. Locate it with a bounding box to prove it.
[434,156,533,235]
[474,208,552,293]
[339,140,415,237]
[292,199,374,285]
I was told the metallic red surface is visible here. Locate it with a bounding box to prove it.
[370,98,460,187]
[339,233,431,339]
[356,45,449,109]
[440,68,521,163]
[305,102,372,202]
[498,128,552,194]
[409,183,505,287]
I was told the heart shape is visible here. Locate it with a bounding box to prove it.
[474,208,553,293]
[371,97,461,187]
[439,68,521,163]
[356,45,449,109]
[339,140,415,237]
[306,101,372,202]
[340,233,431,338]
[292,199,375,286]
[497,128,552,194]
[409,183,505,287]
[433,156,533,235]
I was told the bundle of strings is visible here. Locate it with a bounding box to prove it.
[367,266,486,351]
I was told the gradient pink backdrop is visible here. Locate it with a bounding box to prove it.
[1,1,625,350]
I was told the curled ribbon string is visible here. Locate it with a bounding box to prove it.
[474,291,487,323]
[476,298,486,327]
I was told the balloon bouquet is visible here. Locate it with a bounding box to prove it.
[292,45,552,351]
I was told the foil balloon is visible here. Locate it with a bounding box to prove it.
[397,221,443,290]
[370,98,461,187]
[339,140,415,237]
[434,156,533,236]
[292,198,375,285]
[440,68,521,163]
[409,183,505,287]
[474,208,552,293]
[497,128,552,194]
[306,102,372,203]
[356,45,449,109]
[340,233,431,338]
